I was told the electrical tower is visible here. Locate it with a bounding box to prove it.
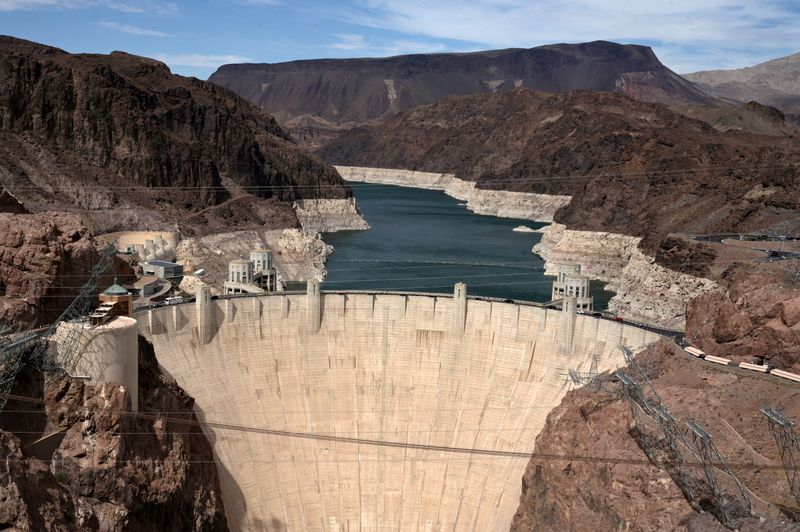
[684,418,753,527]
[762,405,800,505]
[0,244,118,412]
[567,353,603,390]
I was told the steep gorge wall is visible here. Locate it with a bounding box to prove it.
[139,292,660,531]
[534,223,719,330]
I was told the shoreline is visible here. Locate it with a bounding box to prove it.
[336,165,571,222]
[333,166,720,330]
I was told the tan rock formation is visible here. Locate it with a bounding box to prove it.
[337,166,571,222]
[0,212,133,325]
[0,338,228,530]
[510,342,799,531]
[534,223,719,329]
[175,228,331,291]
[293,197,369,234]
[686,266,800,371]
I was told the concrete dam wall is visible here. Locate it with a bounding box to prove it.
[138,291,661,531]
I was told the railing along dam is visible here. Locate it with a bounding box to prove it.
[138,290,661,531]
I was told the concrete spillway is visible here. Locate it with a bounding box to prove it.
[139,291,660,531]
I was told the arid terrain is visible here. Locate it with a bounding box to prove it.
[209,41,719,147]
[0,36,350,237]
[319,89,800,255]
[686,52,800,125]
[511,265,800,530]
[0,337,228,530]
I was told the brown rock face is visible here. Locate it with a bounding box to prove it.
[0,36,349,235]
[0,336,227,530]
[0,211,133,325]
[319,89,800,253]
[210,40,718,146]
[511,341,800,531]
[686,266,800,371]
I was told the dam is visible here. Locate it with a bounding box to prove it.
[139,287,660,530]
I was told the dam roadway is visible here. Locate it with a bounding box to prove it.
[138,289,660,531]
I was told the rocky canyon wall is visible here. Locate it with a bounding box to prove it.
[336,166,571,222]
[533,223,719,330]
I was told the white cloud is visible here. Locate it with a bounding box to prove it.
[97,20,171,37]
[153,52,252,68]
[338,0,800,71]
[328,33,447,56]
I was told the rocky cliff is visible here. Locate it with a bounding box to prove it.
[210,41,716,146]
[0,212,134,325]
[0,337,228,530]
[319,89,800,254]
[511,339,800,531]
[337,166,571,222]
[686,264,800,372]
[0,36,356,236]
[533,223,719,329]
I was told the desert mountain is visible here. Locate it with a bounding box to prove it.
[318,89,800,252]
[685,52,800,123]
[209,41,718,146]
[0,36,350,236]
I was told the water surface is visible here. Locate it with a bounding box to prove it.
[322,183,612,308]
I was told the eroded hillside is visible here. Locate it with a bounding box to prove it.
[0,36,350,236]
[319,89,800,253]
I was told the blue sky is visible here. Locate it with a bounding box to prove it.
[0,0,798,79]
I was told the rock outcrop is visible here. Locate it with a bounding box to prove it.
[686,265,800,371]
[534,224,719,329]
[511,340,800,531]
[176,228,332,290]
[0,337,228,530]
[0,36,354,236]
[337,166,571,222]
[293,198,370,234]
[0,212,133,325]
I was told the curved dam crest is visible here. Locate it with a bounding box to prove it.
[139,291,660,531]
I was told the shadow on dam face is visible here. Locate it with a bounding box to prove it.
[139,292,660,531]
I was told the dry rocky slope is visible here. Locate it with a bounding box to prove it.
[319,89,800,251]
[0,338,228,530]
[209,41,717,147]
[512,267,800,531]
[686,51,800,124]
[0,36,359,237]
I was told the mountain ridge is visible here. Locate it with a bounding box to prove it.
[0,35,350,236]
[209,40,719,147]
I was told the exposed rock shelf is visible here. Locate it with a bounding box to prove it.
[337,166,571,222]
[176,228,332,293]
[533,223,719,330]
[293,198,370,234]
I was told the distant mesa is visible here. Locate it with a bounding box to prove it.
[209,40,719,146]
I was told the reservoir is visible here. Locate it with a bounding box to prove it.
[322,183,613,308]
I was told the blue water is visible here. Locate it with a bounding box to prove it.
[321,183,613,308]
